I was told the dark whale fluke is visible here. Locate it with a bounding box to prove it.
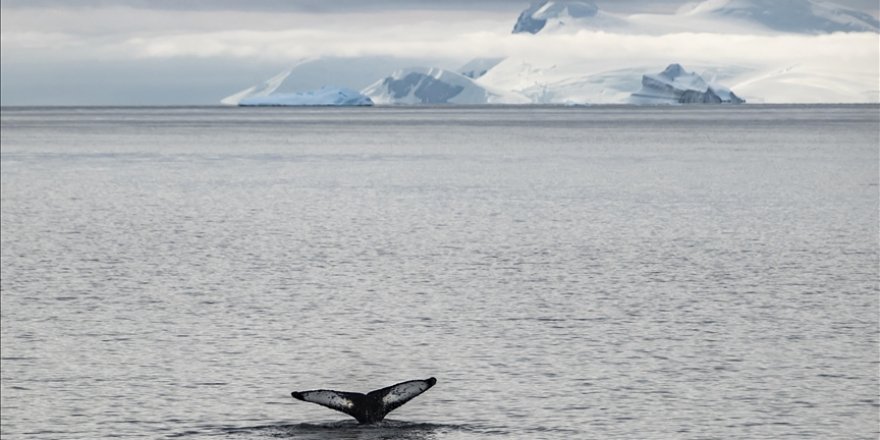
[291,377,437,424]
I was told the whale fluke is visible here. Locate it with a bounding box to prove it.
[291,377,437,424]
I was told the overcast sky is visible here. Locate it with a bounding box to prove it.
[2,0,878,105]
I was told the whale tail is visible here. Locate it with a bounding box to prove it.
[291,377,437,424]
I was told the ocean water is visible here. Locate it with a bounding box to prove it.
[1,105,877,439]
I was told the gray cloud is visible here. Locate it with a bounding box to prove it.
[0,0,525,13]
[2,0,877,14]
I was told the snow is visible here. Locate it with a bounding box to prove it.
[726,63,880,103]
[237,87,373,106]
[513,1,624,34]
[361,67,528,105]
[513,0,879,35]
[681,0,880,33]
[219,1,878,105]
[512,1,556,34]
[475,20,878,104]
[476,56,669,105]
[220,69,291,106]
[514,67,647,104]
[629,64,745,104]
[458,58,505,79]
[220,57,447,106]
[474,56,755,105]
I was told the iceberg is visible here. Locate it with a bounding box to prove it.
[630,64,745,104]
[237,87,373,106]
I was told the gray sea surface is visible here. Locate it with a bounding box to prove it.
[1,105,878,439]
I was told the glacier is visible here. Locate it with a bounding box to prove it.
[236,87,373,107]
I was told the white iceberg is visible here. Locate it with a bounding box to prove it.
[237,87,373,106]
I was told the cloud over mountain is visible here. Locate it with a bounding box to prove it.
[1,0,877,104]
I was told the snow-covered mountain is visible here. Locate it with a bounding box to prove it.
[361,67,528,105]
[487,0,877,103]
[512,0,624,33]
[680,0,880,33]
[220,69,292,106]
[630,64,745,104]
[512,0,879,34]
[237,87,372,106]
[221,1,878,105]
[515,67,651,105]
[476,57,752,105]
[221,56,450,105]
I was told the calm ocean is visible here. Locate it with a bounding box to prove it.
[1,105,878,439]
